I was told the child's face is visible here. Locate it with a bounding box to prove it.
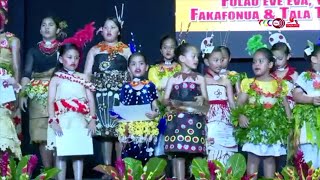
[102,20,120,42]
[221,49,230,69]
[272,50,289,68]
[160,39,176,60]
[128,56,148,78]
[180,47,199,70]
[40,17,58,40]
[252,52,273,77]
[59,49,80,71]
[311,51,320,65]
[205,52,223,74]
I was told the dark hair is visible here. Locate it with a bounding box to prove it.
[175,43,196,61]
[41,16,60,28]
[51,43,79,78]
[204,47,222,59]
[128,52,148,67]
[217,46,231,58]
[104,17,122,41]
[304,44,320,61]
[160,35,177,49]
[271,42,290,55]
[254,47,275,63]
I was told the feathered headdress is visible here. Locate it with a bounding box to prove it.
[178,22,191,45]
[62,22,95,50]
[0,0,8,12]
[245,34,268,56]
[115,3,125,28]
[128,32,142,53]
[62,22,96,66]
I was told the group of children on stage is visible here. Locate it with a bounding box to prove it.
[1,5,320,179]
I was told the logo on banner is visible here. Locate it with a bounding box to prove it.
[258,18,300,29]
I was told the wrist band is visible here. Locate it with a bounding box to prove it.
[48,117,59,124]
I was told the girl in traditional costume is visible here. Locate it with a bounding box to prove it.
[20,16,67,167]
[117,52,159,164]
[204,47,237,165]
[84,17,131,166]
[148,35,180,156]
[271,42,298,109]
[293,41,320,168]
[47,22,96,180]
[232,48,291,179]
[0,0,22,159]
[164,43,208,179]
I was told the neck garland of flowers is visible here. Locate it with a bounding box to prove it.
[304,71,320,90]
[249,77,283,99]
[130,80,149,87]
[272,65,296,82]
[157,63,181,80]
[38,40,60,56]
[96,42,128,60]
[54,71,95,91]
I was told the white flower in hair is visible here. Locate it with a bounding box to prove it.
[200,33,215,57]
[268,31,291,50]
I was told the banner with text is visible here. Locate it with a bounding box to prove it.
[175,0,320,31]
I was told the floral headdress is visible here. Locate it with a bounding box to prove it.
[268,30,291,50]
[304,40,314,56]
[128,32,142,53]
[200,32,214,58]
[245,34,268,56]
[0,0,8,12]
[178,22,191,45]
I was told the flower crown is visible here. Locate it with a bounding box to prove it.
[0,0,8,12]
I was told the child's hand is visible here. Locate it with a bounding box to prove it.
[194,96,205,106]
[146,111,159,119]
[239,115,249,128]
[313,97,320,106]
[87,120,96,136]
[51,122,63,136]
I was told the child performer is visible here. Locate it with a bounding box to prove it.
[117,52,159,164]
[148,35,181,156]
[233,48,291,179]
[218,46,245,96]
[164,43,208,180]
[271,42,298,109]
[293,42,320,168]
[0,1,22,159]
[46,23,96,180]
[204,47,237,165]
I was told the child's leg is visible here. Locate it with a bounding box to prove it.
[175,157,185,180]
[101,141,113,165]
[56,156,67,180]
[72,157,83,180]
[39,143,53,168]
[262,156,275,179]
[247,153,260,180]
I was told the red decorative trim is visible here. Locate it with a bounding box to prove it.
[271,65,296,82]
[209,100,228,107]
[54,71,95,91]
[54,98,90,116]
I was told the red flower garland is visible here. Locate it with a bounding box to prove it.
[250,77,283,98]
[38,40,60,55]
[129,80,149,87]
[54,71,95,91]
[271,65,296,82]
[54,98,90,116]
